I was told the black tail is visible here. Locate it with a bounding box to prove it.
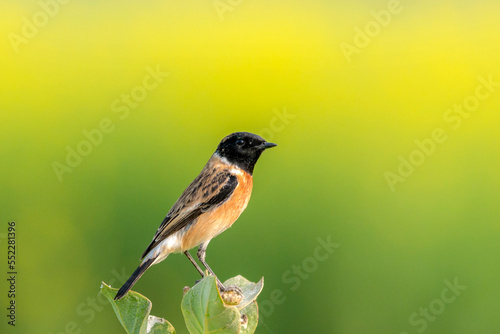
[114,258,155,300]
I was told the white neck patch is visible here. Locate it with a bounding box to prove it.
[214,153,244,176]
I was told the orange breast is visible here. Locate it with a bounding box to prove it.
[180,167,253,251]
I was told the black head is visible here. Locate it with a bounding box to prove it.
[215,132,277,174]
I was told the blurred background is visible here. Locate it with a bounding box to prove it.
[1,0,500,333]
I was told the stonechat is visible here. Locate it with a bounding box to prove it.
[115,132,277,300]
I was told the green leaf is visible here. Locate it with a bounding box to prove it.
[100,282,175,334]
[148,316,176,334]
[181,276,241,334]
[222,276,262,334]
[239,301,258,334]
[222,276,264,311]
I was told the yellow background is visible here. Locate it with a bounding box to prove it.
[1,0,499,333]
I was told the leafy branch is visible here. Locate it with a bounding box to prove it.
[100,275,263,334]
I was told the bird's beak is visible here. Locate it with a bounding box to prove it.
[262,142,278,150]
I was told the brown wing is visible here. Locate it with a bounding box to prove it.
[141,168,238,259]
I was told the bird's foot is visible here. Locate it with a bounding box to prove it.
[218,284,243,295]
[193,276,243,304]
[219,284,243,305]
[194,270,212,285]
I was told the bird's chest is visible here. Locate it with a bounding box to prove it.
[181,171,253,250]
[219,171,253,221]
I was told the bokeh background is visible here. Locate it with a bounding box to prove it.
[1,0,500,333]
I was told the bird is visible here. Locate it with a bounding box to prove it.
[114,132,277,300]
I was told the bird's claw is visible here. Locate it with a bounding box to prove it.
[219,284,243,305]
[218,284,243,295]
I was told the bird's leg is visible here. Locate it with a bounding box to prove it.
[197,242,242,295]
[184,250,205,277]
[197,241,217,277]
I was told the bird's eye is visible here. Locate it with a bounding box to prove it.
[236,139,245,146]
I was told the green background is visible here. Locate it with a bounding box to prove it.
[1,0,499,333]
